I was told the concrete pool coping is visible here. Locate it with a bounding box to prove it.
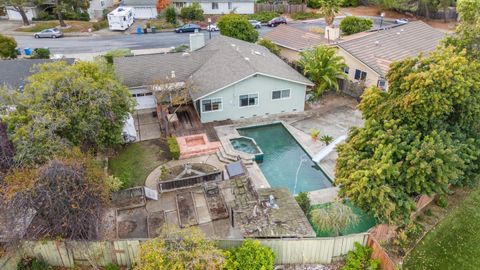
[215,120,339,203]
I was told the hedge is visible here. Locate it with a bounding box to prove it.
[167,136,180,160]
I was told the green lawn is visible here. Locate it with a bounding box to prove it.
[108,140,170,189]
[404,187,480,270]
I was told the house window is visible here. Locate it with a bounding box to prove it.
[239,94,258,107]
[377,79,386,90]
[272,89,290,100]
[228,2,232,9]
[343,66,349,74]
[101,0,104,7]
[212,2,219,9]
[202,98,222,112]
[175,2,184,8]
[354,69,367,81]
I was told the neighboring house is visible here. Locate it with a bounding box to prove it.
[336,21,445,93]
[0,59,75,90]
[172,0,254,14]
[122,0,158,19]
[88,0,114,20]
[114,34,313,123]
[262,24,328,62]
[5,6,39,21]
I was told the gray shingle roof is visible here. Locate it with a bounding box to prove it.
[263,24,327,51]
[114,35,313,100]
[0,58,75,89]
[337,21,445,77]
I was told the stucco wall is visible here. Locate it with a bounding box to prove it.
[279,47,301,63]
[198,74,307,123]
[336,47,381,88]
[88,0,114,20]
[178,2,254,14]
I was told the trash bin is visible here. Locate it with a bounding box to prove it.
[24,48,31,56]
[136,26,142,34]
[151,26,157,33]
[15,48,21,55]
[143,28,148,34]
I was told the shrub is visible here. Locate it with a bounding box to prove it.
[341,242,380,270]
[167,136,180,159]
[436,194,449,208]
[32,11,55,21]
[341,0,359,7]
[104,263,121,270]
[0,34,17,59]
[309,129,320,139]
[104,48,133,64]
[339,16,373,35]
[224,239,275,270]
[218,14,259,42]
[31,48,50,59]
[17,257,52,270]
[424,209,433,216]
[295,192,311,214]
[170,44,189,53]
[320,135,334,145]
[247,11,279,23]
[257,39,280,55]
[291,11,322,20]
[180,3,204,21]
[311,201,358,236]
[64,11,90,21]
[165,5,177,24]
[92,20,108,31]
[307,0,322,9]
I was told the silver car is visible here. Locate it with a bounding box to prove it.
[249,20,262,29]
[34,28,64,39]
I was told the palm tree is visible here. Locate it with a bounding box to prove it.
[320,135,334,145]
[319,0,340,26]
[298,45,347,97]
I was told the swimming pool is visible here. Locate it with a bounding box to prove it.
[237,123,332,194]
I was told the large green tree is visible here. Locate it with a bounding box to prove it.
[0,0,31,25]
[298,45,347,97]
[217,14,259,43]
[445,0,480,60]
[336,47,480,224]
[2,60,134,164]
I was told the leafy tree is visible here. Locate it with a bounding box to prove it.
[336,47,480,224]
[0,0,30,25]
[295,191,311,214]
[4,149,121,240]
[438,0,454,22]
[0,34,17,59]
[52,0,90,27]
[444,0,480,60]
[136,224,225,270]
[310,201,359,236]
[339,16,373,35]
[180,2,204,21]
[2,60,135,164]
[257,39,280,56]
[224,239,275,270]
[165,5,177,24]
[217,14,259,43]
[341,242,380,270]
[298,45,347,96]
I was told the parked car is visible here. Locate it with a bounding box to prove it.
[394,18,409,24]
[267,17,287,27]
[207,24,219,31]
[34,28,63,39]
[175,24,202,33]
[249,20,262,29]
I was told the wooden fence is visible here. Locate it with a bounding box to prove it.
[0,233,368,269]
[254,4,306,14]
[368,235,398,270]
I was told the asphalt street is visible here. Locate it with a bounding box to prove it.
[11,17,394,55]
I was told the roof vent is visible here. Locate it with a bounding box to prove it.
[171,71,176,78]
[231,44,236,47]
[401,29,404,32]
[254,51,261,55]
[244,57,250,61]
[374,41,379,46]
[182,52,190,57]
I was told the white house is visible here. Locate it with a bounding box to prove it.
[172,0,254,15]
[5,6,39,21]
[121,0,158,19]
[87,0,114,20]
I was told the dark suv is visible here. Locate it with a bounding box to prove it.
[267,17,287,27]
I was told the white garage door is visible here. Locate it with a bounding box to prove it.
[132,6,157,19]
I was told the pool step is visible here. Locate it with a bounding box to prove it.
[216,148,254,167]
[216,149,232,164]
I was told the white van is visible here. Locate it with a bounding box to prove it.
[107,7,134,31]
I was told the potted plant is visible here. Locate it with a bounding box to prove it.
[310,129,320,141]
[320,135,334,145]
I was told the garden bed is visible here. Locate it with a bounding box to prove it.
[15,20,102,33]
[159,163,218,181]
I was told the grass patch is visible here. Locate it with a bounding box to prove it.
[291,11,322,21]
[308,201,376,237]
[403,187,480,270]
[16,20,94,33]
[108,140,170,189]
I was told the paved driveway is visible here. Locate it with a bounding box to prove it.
[133,111,161,141]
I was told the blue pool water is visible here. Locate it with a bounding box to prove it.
[238,123,332,194]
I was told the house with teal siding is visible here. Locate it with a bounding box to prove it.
[114,34,313,123]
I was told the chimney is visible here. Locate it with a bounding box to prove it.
[324,26,340,42]
[189,32,205,52]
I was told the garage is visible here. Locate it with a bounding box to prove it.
[130,6,157,19]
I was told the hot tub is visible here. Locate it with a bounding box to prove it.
[229,136,264,162]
